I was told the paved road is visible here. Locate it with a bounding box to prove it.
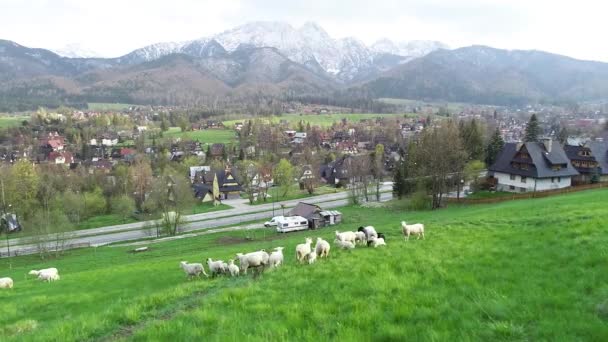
[1,190,393,257]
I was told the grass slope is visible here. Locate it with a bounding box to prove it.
[223,113,413,128]
[163,127,236,145]
[1,189,608,341]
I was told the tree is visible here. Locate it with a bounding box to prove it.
[524,114,541,142]
[557,126,569,145]
[160,118,169,132]
[459,119,484,160]
[372,144,385,201]
[274,159,295,197]
[61,190,85,225]
[463,160,486,194]
[83,188,106,218]
[409,121,467,209]
[130,157,153,210]
[4,161,39,219]
[178,117,189,132]
[146,174,195,236]
[485,128,505,166]
[111,195,136,222]
[235,161,259,204]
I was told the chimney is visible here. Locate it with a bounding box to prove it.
[542,138,552,153]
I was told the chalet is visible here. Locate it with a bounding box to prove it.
[48,151,74,165]
[189,165,211,182]
[299,165,315,189]
[234,122,244,131]
[287,202,341,229]
[209,143,225,159]
[205,120,224,129]
[91,159,113,173]
[488,139,579,193]
[191,123,203,131]
[197,169,243,200]
[564,142,608,183]
[39,132,65,152]
[320,155,353,187]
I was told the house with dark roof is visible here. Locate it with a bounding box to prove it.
[287,202,342,229]
[488,139,579,193]
[564,141,608,183]
[320,155,353,187]
[197,169,242,200]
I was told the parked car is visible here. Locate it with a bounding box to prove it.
[1,213,21,233]
[275,216,309,233]
[264,216,285,227]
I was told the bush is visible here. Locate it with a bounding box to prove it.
[408,190,431,211]
[111,195,136,222]
[84,188,106,218]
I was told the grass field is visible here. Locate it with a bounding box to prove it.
[0,116,28,128]
[223,113,414,128]
[1,189,608,340]
[87,103,136,111]
[245,184,343,205]
[163,127,236,145]
[465,191,514,200]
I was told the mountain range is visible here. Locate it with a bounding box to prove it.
[1,21,608,110]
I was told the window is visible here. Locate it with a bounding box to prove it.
[521,164,529,170]
[551,177,555,183]
[521,176,527,183]
[520,187,526,193]
[558,177,561,182]
[510,174,516,181]
[283,223,288,228]
[509,185,515,190]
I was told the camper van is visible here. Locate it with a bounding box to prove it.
[275,216,309,233]
[264,216,285,227]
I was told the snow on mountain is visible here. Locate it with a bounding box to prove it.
[118,41,192,64]
[52,43,105,58]
[371,39,449,59]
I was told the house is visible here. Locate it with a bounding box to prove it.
[320,155,353,187]
[488,139,579,193]
[234,122,244,131]
[197,169,243,200]
[48,151,74,165]
[564,141,608,183]
[299,165,316,189]
[286,202,341,229]
[209,143,225,159]
[189,166,211,182]
[39,132,65,152]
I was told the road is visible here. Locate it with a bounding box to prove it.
[1,186,393,257]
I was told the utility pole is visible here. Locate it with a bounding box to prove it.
[1,179,10,266]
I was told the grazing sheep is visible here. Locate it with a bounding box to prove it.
[306,251,317,264]
[227,259,240,277]
[401,221,425,241]
[368,236,387,248]
[334,239,355,250]
[295,238,313,263]
[367,232,387,247]
[269,247,284,268]
[207,258,226,277]
[180,261,208,280]
[28,268,58,277]
[221,262,230,275]
[236,250,270,274]
[335,231,357,245]
[315,238,331,258]
[0,277,13,289]
[358,226,378,240]
[38,273,60,282]
[354,231,367,245]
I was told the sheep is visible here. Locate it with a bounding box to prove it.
[368,235,387,248]
[38,272,60,282]
[354,231,367,245]
[28,267,58,277]
[0,277,13,289]
[236,250,270,274]
[315,237,331,258]
[295,238,313,263]
[180,261,208,280]
[306,251,317,264]
[401,221,425,241]
[367,232,387,247]
[221,262,230,275]
[269,247,284,268]
[358,226,378,240]
[227,259,240,277]
[334,239,355,250]
[335,231,357,245]
[207,258,226,277]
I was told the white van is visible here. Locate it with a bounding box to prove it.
[275,216,309,233]
[264,216,285,227]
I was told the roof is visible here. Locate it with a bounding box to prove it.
[319,210,341,216]
[588,141,608,175]
[287,202,321,219]
[489,141,579,178]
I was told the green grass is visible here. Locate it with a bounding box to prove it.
[87,103,135,111]
[189,203,232,215]
[77,214,139,230]
[465,191,514,200]
[2,189,608,340]
[0,116,28,128]
[163,127,236,144]
[223,113,414,128]
[245,185,343,205]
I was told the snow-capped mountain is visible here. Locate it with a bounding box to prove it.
[52,43,105,58]
[111,21,449,82]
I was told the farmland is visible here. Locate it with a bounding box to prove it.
[163,127,237,144]
[87,103,136,111]
[222,113,413,128]
[0,116,28,128]
[1,189,608,341]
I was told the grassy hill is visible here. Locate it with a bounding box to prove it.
[1,189,608,340]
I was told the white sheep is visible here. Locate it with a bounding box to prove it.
[28,267,58,277]
[207,258,226,277]
[269,247,284,268]
[401,221,425,241]
[295,238,313,263]
[354,231,367,245]
[335,231,357,245]
[227,259,240,277]
[0,277,13,289]
[358,226,378,240]
[368,236,387,248]
[334,239,355,250]
[38,272,60,282]
[221,262,229,275]
[180,261,208,279]
[315,237,330,258]
[306,251,317,264]
[236,250,270,274]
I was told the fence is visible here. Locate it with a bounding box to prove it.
[447,182,605,205]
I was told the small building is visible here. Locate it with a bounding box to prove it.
[287,202,341,229]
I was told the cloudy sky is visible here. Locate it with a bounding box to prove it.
[0,0,605,61]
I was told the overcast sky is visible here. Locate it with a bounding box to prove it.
[1,0,605,61]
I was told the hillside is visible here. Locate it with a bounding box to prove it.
[361,45,608,105]
[1,189,608,340]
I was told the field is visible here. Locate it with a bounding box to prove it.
[87,103,136,111]
[245,184,343,205]
[223,113,413,128]
[163,127,236,144]
[1,189,608,340]
[0,116,28,128]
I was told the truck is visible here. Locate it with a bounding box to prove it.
[264,216,285,227]
[274,216,309,233]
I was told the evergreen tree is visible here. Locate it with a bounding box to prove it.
[393,161,405,199]
[524,114,541,142]
[238,149,245,161]
[485,128,505,166]
[459,119,484,160]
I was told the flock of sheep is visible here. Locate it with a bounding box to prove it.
[179,221,425,280]
[0,221,424,289]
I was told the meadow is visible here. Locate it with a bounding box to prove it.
[222,113,413,128]
[1,189,608,341]
[0,115,28,128]
[87,103,136,111]
[163,127,237,145]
